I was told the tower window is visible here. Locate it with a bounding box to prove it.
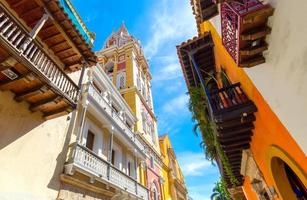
[150,156,155,169]
[116,72,126,89]
[105,62,114,75]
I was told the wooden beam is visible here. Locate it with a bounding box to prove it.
[49,40,67,49]
[61,53,78,61]
[41,24,56,33]
[43,3,82,58]
[11,0,27,8]
[42,32,62,43]
[43,106,70,120]
[0,72,32,89]
[55,47,73,54]
[14,84,49,102]
[20,6,42,18]
[220,135,252,145]
[30,95,61,112]
[223,144,249,153]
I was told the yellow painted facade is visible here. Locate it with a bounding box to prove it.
[200,19,307,200]
[159,135,188,200]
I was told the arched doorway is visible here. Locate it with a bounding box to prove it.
[269,147,307,200]
[284,161,307,199]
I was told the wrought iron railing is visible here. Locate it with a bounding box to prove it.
[0,5,79,104]
[68,143,149,199]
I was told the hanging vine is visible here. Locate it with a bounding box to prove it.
[188,86,239,187]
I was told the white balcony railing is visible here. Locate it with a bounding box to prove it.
[87,83,145,152]
[68,143,149,199]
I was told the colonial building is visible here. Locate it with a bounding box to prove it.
[0,0,95,199]
[96,23,165,200]
[59,64,149,200]
[159,134,188,200]
[178,0,307,199]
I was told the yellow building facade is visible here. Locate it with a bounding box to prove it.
[159,135,188,200]
[178,0,307,199]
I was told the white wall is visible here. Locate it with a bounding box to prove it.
[210,0,307,154]
[0,91,73,200]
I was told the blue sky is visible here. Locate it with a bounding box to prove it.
[72,0,220,199]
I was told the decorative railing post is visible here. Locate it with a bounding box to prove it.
[20,13,49,53]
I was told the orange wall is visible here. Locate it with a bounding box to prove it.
[200,21,307,199]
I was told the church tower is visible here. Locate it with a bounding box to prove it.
[96,23,160,153]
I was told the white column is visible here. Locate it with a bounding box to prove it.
[76,100,89,144]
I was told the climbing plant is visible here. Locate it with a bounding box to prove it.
[211,178,232,200]
[188,85,239,187]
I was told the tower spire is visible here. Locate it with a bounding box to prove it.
[118,21,128,34]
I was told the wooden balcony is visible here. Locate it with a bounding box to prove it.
[177,32,215,87]
[0,5,79,119]
[65,143,149,200]
[221,0,274,68]
[191,0,218,34]
[192,0,218,22]
[206,83,257,186]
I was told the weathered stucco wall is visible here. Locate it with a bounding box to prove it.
[0,91,73,200]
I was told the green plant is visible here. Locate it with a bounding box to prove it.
[188,86,239,187]
[211,179,232,200]
[188,87,217,162]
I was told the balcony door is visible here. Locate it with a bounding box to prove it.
[83,120,104,157]
[112,143,122,170]
[86,130,95,151]
[127,155,135,178]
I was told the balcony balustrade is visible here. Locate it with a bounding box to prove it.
[205,83,257,186]
[67,143,149,199]
[221,0,274,68]
[87,83,146,152]
[0,5,79,118]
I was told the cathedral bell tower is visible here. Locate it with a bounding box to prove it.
[96,23,160,153]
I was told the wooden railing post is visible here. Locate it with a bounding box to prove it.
[20,13,49,53]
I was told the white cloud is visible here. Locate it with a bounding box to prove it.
[162,94,189,114]
[177,151,213,177]
[188,183,215,200]
[152,62,182,82]
[144,0,197,59]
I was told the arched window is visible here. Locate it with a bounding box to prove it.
[151,182,159,200]
[151,124,156,144]
[105,61,114,75]
[116,72,126,89]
